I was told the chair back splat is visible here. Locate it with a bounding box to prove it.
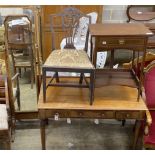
[50,7,91,51]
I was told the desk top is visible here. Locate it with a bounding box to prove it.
[89,23,153,37]
[38,79,147,111]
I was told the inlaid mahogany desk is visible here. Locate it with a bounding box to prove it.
[38,79,148,150]
[89,23,153,100]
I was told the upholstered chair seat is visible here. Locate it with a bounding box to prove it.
[44,49,94,69]
[0,98,11,149]
[0,104,8,130]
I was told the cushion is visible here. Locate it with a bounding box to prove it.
[144,111,155,146]
[144,66,155,108]
[44,49,94,69]
[0,104,8,130]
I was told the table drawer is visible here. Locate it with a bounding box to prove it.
[69,110,115,118]
[41,110,115,119]
[43,110,68,118]
[115,111,143,119]
[97,37,145,47]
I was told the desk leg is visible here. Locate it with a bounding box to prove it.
[132,120,141,149]
[40,119,46,150]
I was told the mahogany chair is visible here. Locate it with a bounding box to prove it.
[4,15,34,89]
[42,7,95,105]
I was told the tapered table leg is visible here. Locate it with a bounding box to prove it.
[132,120,141,149]
[40,119,46,150]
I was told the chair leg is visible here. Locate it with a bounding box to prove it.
[89,71,95,105]
[79,73,84,84]
[55,72,59,83]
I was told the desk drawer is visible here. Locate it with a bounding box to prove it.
[97,37,145,48]
[115,111,143,119]
[41,110,115,119]
[69,110,114,118]
[44,110,68,118]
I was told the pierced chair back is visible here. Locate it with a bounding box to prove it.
[50,7,91,51]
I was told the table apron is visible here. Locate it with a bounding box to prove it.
[39,109,145,120]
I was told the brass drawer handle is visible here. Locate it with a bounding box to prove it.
[119,39,125,45]
[126,114,130,118]
[101,113,105,117]
[79,112,83,116]
[102,41,107,45]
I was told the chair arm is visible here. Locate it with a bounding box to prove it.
[144,60,155,73]
[144,110,152,135]
[11,73,20,82]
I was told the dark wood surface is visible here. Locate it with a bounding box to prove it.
[89,23,153,37]
[126,5,155,22]
[126,6,155,49]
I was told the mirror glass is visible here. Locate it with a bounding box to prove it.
[0,7,38,112]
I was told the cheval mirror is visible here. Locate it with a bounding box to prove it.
[0,6,42,119]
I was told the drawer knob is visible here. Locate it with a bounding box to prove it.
[102,41,107,45]
[126,114,130,118]
[101,113,105,117]
[119,39,125,45]
[79,112,83,116]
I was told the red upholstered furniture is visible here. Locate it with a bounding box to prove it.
[123,53,155,149]
[143,61,155,149]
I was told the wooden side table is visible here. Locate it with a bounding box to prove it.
[89,23,153,100]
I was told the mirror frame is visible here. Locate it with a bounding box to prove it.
[0,5,42,119]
